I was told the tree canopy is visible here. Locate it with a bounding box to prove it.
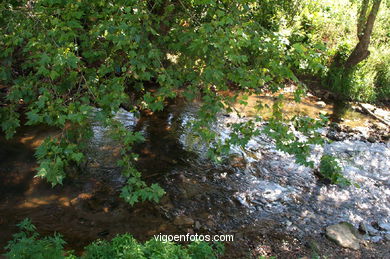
[1,0,389,205]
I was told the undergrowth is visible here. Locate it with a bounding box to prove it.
[287,0,389,102]
[4,219,224,259]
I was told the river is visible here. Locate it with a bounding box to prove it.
[0,93,389,258]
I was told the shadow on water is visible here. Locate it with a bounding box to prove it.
[0,108,193,255]
[0,100,254,257]
[131,102,193,179]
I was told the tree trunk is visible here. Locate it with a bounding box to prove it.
[357,0,370,40]
[344,0,382,69]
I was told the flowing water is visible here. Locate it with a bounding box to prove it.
[0,94,389,258]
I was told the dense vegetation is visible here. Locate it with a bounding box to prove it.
[5,219,223,259]
[0,0,389,256]
[3,0,386,204]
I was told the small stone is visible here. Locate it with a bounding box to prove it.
[370,236,383,243]
[173,215,194,226]
[194,221,201,230]
[316,101,326,108]
[235,195,249,207]
[378,222,390,231]
[261,183,287,202]
[319,110,327,116]
[326,222,361,250]
[359,222,379,236]
[371,221,381,230]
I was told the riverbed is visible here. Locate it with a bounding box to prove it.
[0,93,389,258]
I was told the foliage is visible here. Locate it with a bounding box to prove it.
[287,0,389,102]
[204,117,262,162]
[0,106,20,139]
[0,0,311,205]
[83,236,223,259]
[374,57,390,101]
[35,136,84,186]
[110,119,166,205]
[4,218,71,259]
[263,97,328,168]
[4,219,224,259]
[319,154,351,186]
[326,64,376,102]
[0,0,383,205]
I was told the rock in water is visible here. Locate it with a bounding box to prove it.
[326,222,361,250]
[316,101,327,108]
[378,222,390,232]
[173,215,194,226]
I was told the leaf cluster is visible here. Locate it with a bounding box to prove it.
[319,154,352,186]
[35,136,84,186]
[263,107,328,168]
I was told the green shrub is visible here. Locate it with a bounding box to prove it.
[4,219,224,259]
[374,60,390,101]
[326,66,376,102]
[319,155,351,186]
[4,219,70,259]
